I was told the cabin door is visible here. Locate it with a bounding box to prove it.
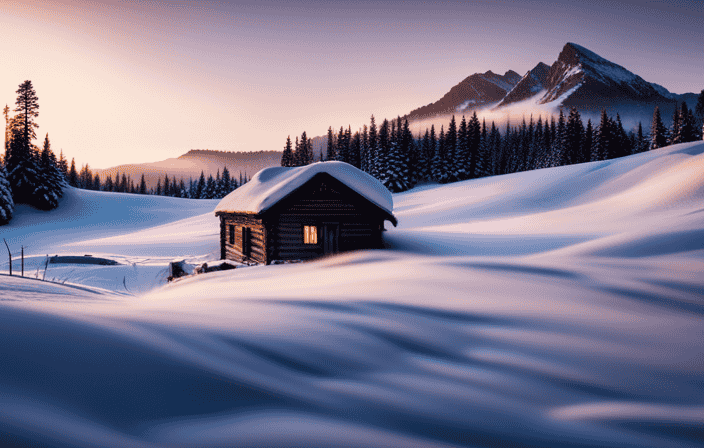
[323,224,339,255]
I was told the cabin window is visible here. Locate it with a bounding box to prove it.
[229,225,235,244]
[303,225,318,244]
[242,227,251,257]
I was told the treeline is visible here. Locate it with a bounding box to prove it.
[282,95,704,193]
[66,163,249,199]
[1,80,66,225]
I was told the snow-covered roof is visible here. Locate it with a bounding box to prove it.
[215,161,395,218]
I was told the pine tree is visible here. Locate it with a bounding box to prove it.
[196,171,206,198]
[441,115,457,183]
[467,112,482,178]
[592,110,610,161]
[650,106,668,150]
[581,119,593,162]
[6,81,42,205]
[350,129,362,168]
[92,174,101,191]
[325,127,336,162]
[155,178,162,196]
[669,102,681,145]
[612,114,631,158]
[68,158,78,187]
[0,161,13,225]
[221,166,231,195]
[367,116,379,177]
[205,174,216,199]
[298,131,313,166]
[678,102,697,143]
[104,174,114,192]
[139,174,147,194]
[360,125,369,172]
[336,126,347,163]
[32,133,62,209]
[635,122,647,153]
[281,135,294,167]
[57,149,68,181]
[563,108,583,165]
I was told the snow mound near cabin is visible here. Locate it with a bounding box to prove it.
[215,161,394,215]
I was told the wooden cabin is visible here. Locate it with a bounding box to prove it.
[214,162,398,264]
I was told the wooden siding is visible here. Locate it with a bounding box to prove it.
[264,174,387,262]
[217,213,268,264]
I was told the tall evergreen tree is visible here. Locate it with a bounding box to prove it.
[592,110,610,161]
[563,108,583,165]
[467,112,481,178]
[581,119,593,163]
[68,158,79,187]
[612,114,631,158]
[221,166,231,195]
[196,171,206,198]
[6,81,42,205]
[281,135,294,167]
[441,115,458,183]
[139,174,147,194]
[669,102,681,145]
[360,125,369,173]
[635,122,647,153]
[367,115,379,176]
[650,106,668,150]
[677,102,697,143]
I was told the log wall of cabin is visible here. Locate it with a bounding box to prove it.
[265,175,387,262]
[217,213,268,264]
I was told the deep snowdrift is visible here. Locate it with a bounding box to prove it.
[1,142,703,447]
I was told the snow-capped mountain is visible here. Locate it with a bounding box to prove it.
[407,43,698,124]
[406,70,521,120]
[496,62,551,108]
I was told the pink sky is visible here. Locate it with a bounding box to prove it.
[1,1,701,168]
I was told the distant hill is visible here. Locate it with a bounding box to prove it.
[95,150,282,190]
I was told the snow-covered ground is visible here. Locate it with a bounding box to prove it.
[1,142,703,447]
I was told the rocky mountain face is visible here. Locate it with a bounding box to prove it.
[407,43,698,125]
[407,70,521,120]
[496,62,550,108]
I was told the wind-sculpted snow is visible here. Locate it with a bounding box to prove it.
[1,142,704,447]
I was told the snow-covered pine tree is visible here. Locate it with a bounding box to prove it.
[360,125,369,173]
[431,125,445,182]
[381,120,410,193]
[612,114,631,158]
[375,119,390,183]
[669,102,681,145]
[488,121,501,175]
[367,115,379,177]
[678,102,697,143]
[281,135,294,167]
[650,106,668,150]
[299,131,313,166]
[31,134,61,209]
[592,110,610,161]
[581,119,593,162]
[479,118,490,176]
[441,115,457,183]
[456,116,468,180]
[467,112,481,178]
[350,129,361,168]
[548,110,566,167]
[221,166,231,195]
[205,174,216,199]
[325,127,336,162]
[139,174,147,194]
[563,108,583,165]
[634,122,647,153]
[6,81,42,205]
[57,149,68,181]
[336,126,346,163]
[68,158,79,187]
[0,160,13,225]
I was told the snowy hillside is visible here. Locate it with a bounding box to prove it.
[1,142,703,447]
